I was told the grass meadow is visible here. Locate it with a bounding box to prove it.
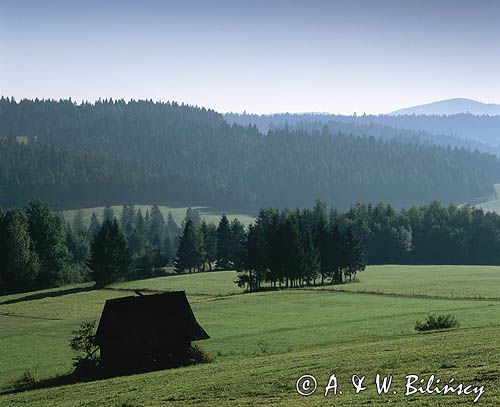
[1,266,500,405]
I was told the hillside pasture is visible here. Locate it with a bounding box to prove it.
[313,265,500,299]
[1,265,500,405]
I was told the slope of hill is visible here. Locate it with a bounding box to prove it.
[391,98,500,116]
[2,98,500,211]
[226,111,500,153]
[1,267,500,405]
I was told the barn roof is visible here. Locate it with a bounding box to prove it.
[94,291,209,347]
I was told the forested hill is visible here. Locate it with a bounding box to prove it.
[225,112,500,154]
[390,98,500,116]
[1,98,499,212]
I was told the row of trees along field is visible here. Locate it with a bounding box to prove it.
[2,98,500,211]
[167,200,500,291]
[0,200,246,293]
[0,200,75,293]
[235,205,366,291]
[3,199,500,294]
[65,204,184,278]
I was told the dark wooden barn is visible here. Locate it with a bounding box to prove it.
[94,291,209,372]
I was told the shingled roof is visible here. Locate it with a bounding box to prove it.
[94,291,209,348]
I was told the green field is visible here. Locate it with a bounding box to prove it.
[61,205,255,228]
[1,266,500,405]
[314,265,500,299]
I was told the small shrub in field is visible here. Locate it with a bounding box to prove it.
[415,314,460,331]
[257,341,269,355]
[70,320,100,377]
[187,345,213,364]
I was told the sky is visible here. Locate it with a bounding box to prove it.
[1,0,500,114]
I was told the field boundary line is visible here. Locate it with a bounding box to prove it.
[294,287,500,302]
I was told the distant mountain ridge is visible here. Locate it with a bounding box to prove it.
[390,98,500,116]
[225,112,500,155]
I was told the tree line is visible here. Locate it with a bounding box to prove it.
[234,203,366,292]
[1,98,499,212]
[0,200,75,293]
[339,200,500,265]
[0,200,247,293]
[65,204,183,281]
[174,200,500,291]
[4,199,500,295]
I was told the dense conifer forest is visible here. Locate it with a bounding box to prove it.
[225,112,500,155]
[1,98,500,212]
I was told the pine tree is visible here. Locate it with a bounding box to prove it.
[300,221,320,285]
[72,209,86,238]
[216,214,232,270]
[120,205,136,237]
[248,219,268,290]
[88,212,101,241]
[164,235,175,266]
[128,227,145,256]
[342,227,366,281]
[103,205,114,222]
[230,219,246,269]
[149,205,165,248]
[174,220,204,274]
[200,220,217,271]
[66,221,90,264]
[183,207,202,229]
[135,209,145,235]
[0,209,40,293]
[26,199,71,287]
[88,219,131,287]
[144,210,152,239]
[166,212,180,243]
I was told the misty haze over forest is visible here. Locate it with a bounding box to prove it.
[2,97,500,213]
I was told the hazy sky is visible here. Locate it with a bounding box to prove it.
[1,0,499,114]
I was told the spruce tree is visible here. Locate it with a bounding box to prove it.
[342,227,366,281]
[230,219,246,269]
[174,220,204,273]
[200,221,217,271]
[0,209,40,293]
[26,199,71,287]
[216,214,232,270]
[88,219,131,287]
[166,212,180,242]
[120,205,136,237]
[103,205,114,222]
[128,227,145,256]
[66,221,90,264]
[163,235,175,266]
[72,209,86,238]
[183,207,202,229]
[88,212,101,241]
[135,209,145,235]
[149,205,165,248]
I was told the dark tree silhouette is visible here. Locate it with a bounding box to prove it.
[216,215,232,270]
[174,220,204,274]
[88,219,131,287]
